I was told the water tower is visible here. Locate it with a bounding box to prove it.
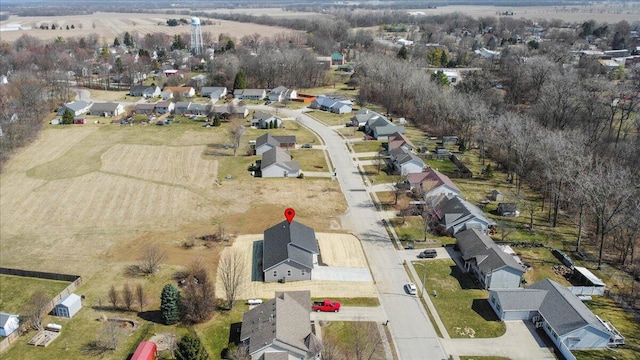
[190,17,203,55]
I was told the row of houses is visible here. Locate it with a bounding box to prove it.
[131,84,299,103]
[309,95,353,114]
[355,108,406,140]
[254,133,300,178]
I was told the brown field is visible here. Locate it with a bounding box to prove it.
[216,233,377,300]
[0,12,300,43]
[0,122,347,278]
[408,5,640,23]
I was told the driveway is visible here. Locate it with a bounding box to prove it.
[439,321,556,360]
[312,266,372,282]
[311,306,387,322]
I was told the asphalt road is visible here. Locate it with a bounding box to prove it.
[282,108,447,360]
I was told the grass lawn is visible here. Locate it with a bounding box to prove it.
[574,295,640,360]
[0,275,70,314]
[416,259,506,338]
[306,110,353,127]
[195,303,249,360]
[87,90,129,102]
[290,149,330,172]
[362,165,397,184]
[311,297,380,307]
[424,157,458,175]
[336,126,360,138]
[352,140,384,153]
[320,321,386,360]
[390,216,426,242]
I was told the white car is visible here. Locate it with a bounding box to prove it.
[404,283,417,295]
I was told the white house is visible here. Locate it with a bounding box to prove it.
[89,102,125,117]
[430,194,496,235]
[0,313,19,337]
[489,279,625,359]
[260,147,300,178]
[163,86,195,98]
[407,168,461,198]
[269,86,298,102]
[310,95,352,114]
[234,89,266,101]
[250,111,282,129]
[54,293,82,318]
[155,100,174,114]
[201,86,227,99]
[57,100,93,117]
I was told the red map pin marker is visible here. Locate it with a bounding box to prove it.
[284,208,296,224]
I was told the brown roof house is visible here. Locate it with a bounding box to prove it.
[262,219,318,282]
[240,291,322,360]
[407,168,461,199]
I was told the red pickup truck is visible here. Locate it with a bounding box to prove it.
[312,299,341,312]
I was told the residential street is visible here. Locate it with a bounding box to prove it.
[282,108,448,360]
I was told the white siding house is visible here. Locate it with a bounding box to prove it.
[54,293,82,318]
[0,313,19,337]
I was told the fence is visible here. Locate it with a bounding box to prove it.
[0,268,83,353]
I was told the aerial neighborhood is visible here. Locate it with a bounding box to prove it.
[0,1,639,360]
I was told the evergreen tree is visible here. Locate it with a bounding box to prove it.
[397,45,408,59]
[62,109,74,125]
[213,114,221,127]
[440,51,449,68]
[171,35,184,50]
[233,70,246,90]
[123,32,133,47]
[175,334,209,360]
[225,39,235,52]
[160,284,181,325]
[115,57,124,74]
[113,37,120,47]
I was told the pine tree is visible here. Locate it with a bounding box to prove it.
[397,45,408,59]
[233,70,246,90]
[175,334,209,360]
[160,284,181,325]
[113,37,120,47]
[123,32,133,47]
[62,109,74,125]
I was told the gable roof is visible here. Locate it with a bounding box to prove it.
[455,229,524,274]
[312,95,352,110]
[375,125,405,137]
[57,293,81,307]
[236,89,265,97]
[260,147,299,172]
[0,313,18,328]
[388,131,414,150]
[256,133,281,149]
[134,103,156,111]
[529,279,609,336]
[163,86,194,93]
[61,100,91,113]
[408,168,460,194]
[90,102,121,113]
[253,111,276,121]
[434,195,495,227]
[240,291,314,356]
[395,150,424,166]
[491,289,547,311]
[263,219,318,271]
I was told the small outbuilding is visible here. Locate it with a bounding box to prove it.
[497,203,519,217]
[0,312,19,337]
[54,293,82,318]
[491,190,504,201]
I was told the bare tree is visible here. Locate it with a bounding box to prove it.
[218,250,246,309]
[139,244,165,275]
[22,291,50,331]
[108,285,119,310]
[351,320,384,360]
[135,284,148,312]
[227,344,251,360]
[181,259,216,323]
[122,284,133,311]
[102,320,123,351]
[579,160,638,269]
[229,122,246,156]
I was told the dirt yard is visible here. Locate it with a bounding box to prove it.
[0,123,347,277]
[0,12,300,43]
[216,233,377,300]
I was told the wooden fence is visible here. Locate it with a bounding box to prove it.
[0,268,83,353]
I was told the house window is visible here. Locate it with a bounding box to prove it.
[496,304,501,312]
[273,271,277,278]
[301,269,306,276]
[287,270,291,277]
[491,296,496,304]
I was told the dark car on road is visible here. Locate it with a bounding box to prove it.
[417,249,437,259]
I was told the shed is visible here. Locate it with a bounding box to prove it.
[497,203,518,216]
[491,190,504,201]
[0,313,19,337]
[54,293,82,318]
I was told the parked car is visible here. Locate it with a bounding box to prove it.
[301,143,312,148]
[417,249,438,259]
[404,283,417,295]
[312,299,341,312]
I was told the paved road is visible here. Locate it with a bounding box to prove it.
[283,108,448,360]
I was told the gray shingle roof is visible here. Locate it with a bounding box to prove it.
[455,229,523,273]
[260,147,296,170]
[434,195,495,228]
[0,312,18,328]
[90,102,120,113]
[240,291,312,356]
[491,289,547,311]
[263,220,318,271]
[255,133,280,149]
[375,125,406,137]
[530,279,609,336]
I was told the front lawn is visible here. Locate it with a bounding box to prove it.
[289,149,330,172]
[321,321,386,360]
[416,259,506,338]
[352,140,384,153]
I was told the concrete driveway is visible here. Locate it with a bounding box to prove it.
[311,306,387,322]
[440,321,556,360]
[312,266,372,282]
